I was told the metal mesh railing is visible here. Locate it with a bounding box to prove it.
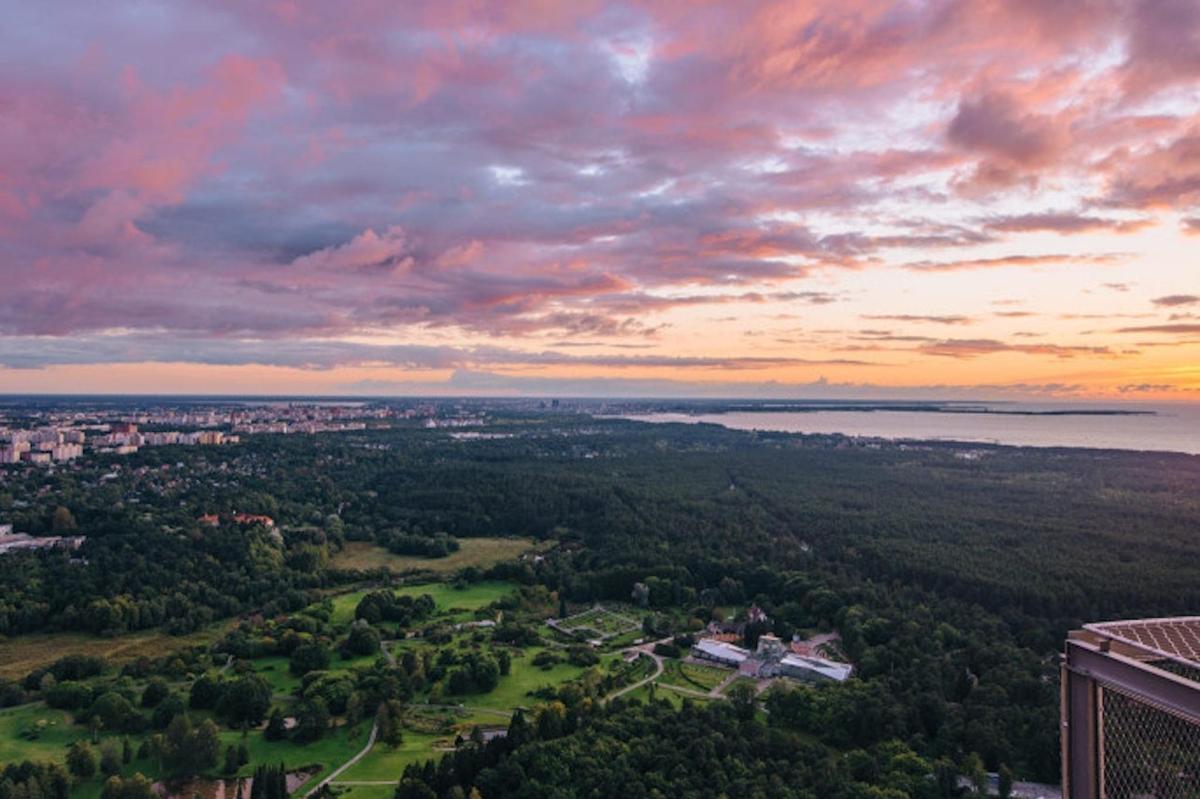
[1101,685,1200,798]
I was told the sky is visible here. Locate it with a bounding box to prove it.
[0,0,1197,399]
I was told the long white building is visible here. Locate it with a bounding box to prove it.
[692,639,751,666]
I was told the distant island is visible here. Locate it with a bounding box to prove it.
[617,400,1157,417]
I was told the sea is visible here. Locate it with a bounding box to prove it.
[628,402,1200,455]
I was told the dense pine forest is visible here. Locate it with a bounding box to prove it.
[2,413,1199,795]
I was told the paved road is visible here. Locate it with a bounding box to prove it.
[304,715,380,797]
[606,639,739,704]
[710,670,740,698]
[657,682,724,701]
[604,649,664,703]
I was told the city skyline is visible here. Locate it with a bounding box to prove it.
[1,1,1198,399]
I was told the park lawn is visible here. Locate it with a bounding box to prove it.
[331,651,384,675]
[71,753,178,799]
[332,785,396,799]
[722,676,760,696]
[656,659,692,689]
[658,659,731,693]
[618,652,657,684]
[328,581,516,626]
[621,682,712,710]
[252,656,303,695]
[0,625,225,681]
[0,702,370,797]
[336,730,442,782]
[0,705,174,799]
[0,703,84,765]
[220,721,373,792]
[455,648,592,712]
[330,538,536,575]
[403,704,512,736]
[599,629,644,651]
[677,662,730,691]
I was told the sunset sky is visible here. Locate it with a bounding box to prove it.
[1,1,1197,398]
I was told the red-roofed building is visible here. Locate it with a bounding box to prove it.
[232,513,275,527]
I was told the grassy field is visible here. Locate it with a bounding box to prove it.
[220,721,372,792]
[0,699,372,792]
[0,625,225,681]
[722,676,760,696]
[402,704,510,733]
[0,704,81,765]
[331,784,396,799]
[665,661,730,692]
[458,648,614,712]
[623,682,712,709]
[336,730,442,781]
[0,703,191,798]
[330,537,537,575]
[658,659,730,692]
[328,580,516,626]
[252,655,304,694]
[335,703,515,785]
[592,626,647,651]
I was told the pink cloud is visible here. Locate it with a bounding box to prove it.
[81,56,285,201]
[1119,0,1200,96]
[0,0,1196,377]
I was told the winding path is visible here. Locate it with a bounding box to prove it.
[656,682,719,700]
[303,716,380,798]
[603,649,664,703]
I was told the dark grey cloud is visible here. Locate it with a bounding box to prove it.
[0,335,878,371]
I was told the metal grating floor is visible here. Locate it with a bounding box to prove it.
[1087,618,1200,667]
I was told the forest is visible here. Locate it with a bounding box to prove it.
[1,412,1199,795]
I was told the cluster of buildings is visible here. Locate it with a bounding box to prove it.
[0,422,243,464]
[0,427,87,464]
[0,400,503,470]
[231,420,366,435]
[94,423,241,455]
[0,525,86,556]
[197,512,276,528]
[422,416,484,429]
[0,403,384,467]
[109,402,391,429]
[691,606,852,684]
[692,634,853,683]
